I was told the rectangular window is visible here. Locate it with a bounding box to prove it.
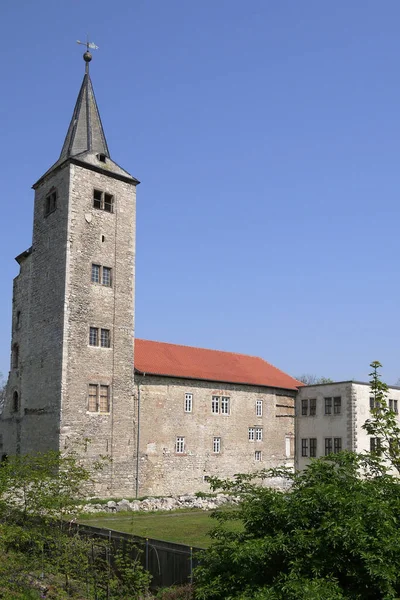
[309,398,316,416]
[324,397,332,415]
[310,438,317,457]
[213,437,221,454]
[248,427,255,441]
[91,264,100,283]
[184,393,193,413]
[93,189,102,209]
[301,399,308,416]
[255,427,263,441]
[89,327,98,346]
[44,190,57,216]
[212,396,219,414]
[100,329,110,348]
[221,396,230,415]
[370,437,381,453]
[256,400,263,417]
[301,438,308,457]
[334,396,341,415]
[325,438,333,455]
[389,399,398,414]
[255,450,262,461]
[93,189,114,213]
[88,384,110,413]
[176,437,185,454]
[334,437,342,453]
[102,267,112,287]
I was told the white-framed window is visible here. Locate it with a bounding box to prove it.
[255,450,262,461]
[256,400,263,417]
[221,396,230,414]
[91,264,112,286]
[248,427,255,441]
[184,393,193,413]
[176,437,185,454]
[212,396,219,414]
[255,427,263,441]
[89,327,111,348]
[389,399,399,414]
[212,396,230,415]
[88,384,110,413]
[213,437,221,453]
[93,189,114,213]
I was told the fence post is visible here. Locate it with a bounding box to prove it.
[190,547,193,584]
[145,538,149,571]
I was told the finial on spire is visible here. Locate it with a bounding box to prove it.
[77,37,99,73]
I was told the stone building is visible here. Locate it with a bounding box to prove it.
[0,52,300,497]
[296,381,400,471]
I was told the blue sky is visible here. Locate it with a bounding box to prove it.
[0,0,399,384]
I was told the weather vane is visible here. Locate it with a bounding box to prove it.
[76,37,99,72]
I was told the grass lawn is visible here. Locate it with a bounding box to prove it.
[79,509,240,548]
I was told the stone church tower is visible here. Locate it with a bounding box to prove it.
[1,51,139,496]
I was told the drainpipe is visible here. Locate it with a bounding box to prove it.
[135,373,145,498]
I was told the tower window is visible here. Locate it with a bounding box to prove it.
[44,189,57,216]
[88,384,110,413]
[89,327,111,348]
[13,391,19,413]
[93,189,114,213]
[91,264,112,286]
[89,327,99,346]
[12,344,19,369]
[98,153,107,163]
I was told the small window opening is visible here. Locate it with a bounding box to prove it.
[93,189,102,210]
[98,153,107,163]
[101,235,105,243]
[44,189,57,217]
[12,344,19,369]
[16,311,21,329]
[13,391,19,413]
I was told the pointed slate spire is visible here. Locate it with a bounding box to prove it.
[59,51,110,161]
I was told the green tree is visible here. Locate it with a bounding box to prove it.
[362,360,400,474]
[195,453,400,599]
[295,374,333,385]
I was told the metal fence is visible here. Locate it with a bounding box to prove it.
[71,522,203,589]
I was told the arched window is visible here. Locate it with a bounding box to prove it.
[13,391,19,413]
[12,344,19,369]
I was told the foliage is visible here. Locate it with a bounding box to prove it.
[156,584,195,599]
[295,374,333,385]
[194,452,400,599]
[362,360,400,474]
[0,449,151,598]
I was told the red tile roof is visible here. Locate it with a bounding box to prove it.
[134,339,302,391]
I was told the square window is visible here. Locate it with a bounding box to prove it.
[301,399,308,416]
[213,437,221,453]
[248,427,255,441]
[255,427,263,441]
[334,397,341,415]
[91,264,100,283]
[212,396,219,414]
[184,393,193,413]
[256,400,263,417]
[310,438,317,457]
[255,450,262,461]
[102,267,112,287]
[176,437,185,454]
[309,398,316,416]
[324,397,332,415]
[325,438,333,455]
[221,396,230,415]
[100,329,110,348]
[93,189,102,209]
[301,438,308,457]
[89,327,98,346]
[104,193,114,213]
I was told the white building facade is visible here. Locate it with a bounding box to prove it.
[296,381,400,470]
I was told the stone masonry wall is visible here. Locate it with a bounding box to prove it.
[60,163,137,497]
[136,375,295,497]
